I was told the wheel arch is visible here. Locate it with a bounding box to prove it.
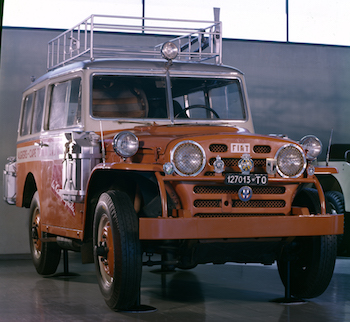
[316,173,350,212]
[22,172,37,208]
[316,174,342,194]
[83,169,160,242]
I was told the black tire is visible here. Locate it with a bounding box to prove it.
[277,187,337,298]
[325,191,344,215]
[325,191,349,255]
[29,191,61,275]
[277,235,337,298]
[93,190,142,311]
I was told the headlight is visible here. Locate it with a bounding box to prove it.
[112,131,139,158]
[299,135,322,161]
[276,144,306,178]
[161,42,178,61]
[171,141,206,176]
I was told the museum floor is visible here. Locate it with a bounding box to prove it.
[1,253,349,322]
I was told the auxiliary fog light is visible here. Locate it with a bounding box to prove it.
[112,131,139,158]
[300,135,322,161]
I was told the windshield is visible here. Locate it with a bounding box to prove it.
[91,75,246,121]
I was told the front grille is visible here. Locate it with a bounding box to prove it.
[194,199,221,207]
[232,200,285,208]
[194,199,285,208]
[193,184,287,216]
[253,145,271,153]
[193,185,286,195]
[209,144,228,153]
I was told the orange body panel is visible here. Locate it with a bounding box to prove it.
[16,139,85,239]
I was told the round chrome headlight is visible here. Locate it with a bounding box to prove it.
[161,42,178,61]
[299,135,322,161]
[112,131,139,158]
[276,144,306,178]
[171,141,206,176]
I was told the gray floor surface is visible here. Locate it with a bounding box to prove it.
[0,253,349,322]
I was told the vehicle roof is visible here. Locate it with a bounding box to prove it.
[26,58,244,91]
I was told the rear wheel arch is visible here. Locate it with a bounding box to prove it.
[22,172,37,208]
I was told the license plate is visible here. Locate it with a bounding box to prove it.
[225,173,268,186]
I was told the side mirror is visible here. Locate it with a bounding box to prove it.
[345,150,350,163]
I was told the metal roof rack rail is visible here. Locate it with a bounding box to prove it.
[47,11,222,71]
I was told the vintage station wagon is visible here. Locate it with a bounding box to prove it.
[3,14,343,311]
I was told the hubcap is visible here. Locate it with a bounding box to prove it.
[97,214,114,285]
[31,206,42,260]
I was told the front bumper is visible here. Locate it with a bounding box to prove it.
[139,209,343,240]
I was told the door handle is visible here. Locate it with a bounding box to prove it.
[34,141,49,148]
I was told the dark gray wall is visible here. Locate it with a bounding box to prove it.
[224,40,350,149]
[1,27,350,254]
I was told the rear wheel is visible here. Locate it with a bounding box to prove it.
[29,191,61,275]
[277,188,337,298]
[93,190,142,311]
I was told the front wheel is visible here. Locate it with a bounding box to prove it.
[93,190,142,311]
[29,191,61,275]
[325,191,347,254]
[277,187,337,298]
[277,235,337,298]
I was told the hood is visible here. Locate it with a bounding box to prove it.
[104,124,297,162]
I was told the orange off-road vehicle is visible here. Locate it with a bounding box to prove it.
[3,14,343,311]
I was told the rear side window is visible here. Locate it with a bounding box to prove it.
[20,93,34,136]
[32,87,45,133]
[48,78,81,130]
[20,87,46,136]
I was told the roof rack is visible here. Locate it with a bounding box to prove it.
[47,12,222,71]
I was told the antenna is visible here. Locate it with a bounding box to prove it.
[100,120,106,166]
[326,129,333,166]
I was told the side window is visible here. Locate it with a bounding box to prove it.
[67,78,81,126]
[20,93,34,136]
[48,78,81,130]
[31,87,45,133]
